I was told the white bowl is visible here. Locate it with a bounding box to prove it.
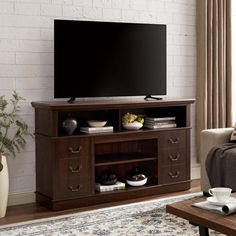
[126,177,148,187]
[123,121,143,130]
[87,120,107,127]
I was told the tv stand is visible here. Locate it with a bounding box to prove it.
[144,95,163,101]
[32,98,195,211]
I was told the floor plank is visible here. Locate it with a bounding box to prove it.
[0,179,201,226]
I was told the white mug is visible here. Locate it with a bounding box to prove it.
[208,187,232,203]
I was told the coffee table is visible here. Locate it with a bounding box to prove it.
[166,194,236,236]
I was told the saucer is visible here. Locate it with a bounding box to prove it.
[207,197,236,206]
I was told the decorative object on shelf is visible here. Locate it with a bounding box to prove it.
[144,116,177,129]
[123,121,143,130]
[62,114,77,135]
[87,120,107,127]
[122,113,144,130]
[126,177,148,187]
[0,91,33,218]
[95,181,125,192]
[99,171,117,185]
[80,126,113,133]
[126,168,148,187]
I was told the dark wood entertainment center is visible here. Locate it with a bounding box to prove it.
[32,98,195,211]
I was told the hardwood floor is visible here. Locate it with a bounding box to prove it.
[0,179,201,226]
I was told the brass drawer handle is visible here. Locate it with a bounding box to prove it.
[68,184,82,192]
[168,137,180,144]
[69,165,82,173]
[169,154,180,161]
[168,171,180,178]
[68,146,82,154]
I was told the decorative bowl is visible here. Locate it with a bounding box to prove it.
[87,120,107,127]
[126,177,148,187]
[99,171,117,185]
[123,121,143,130]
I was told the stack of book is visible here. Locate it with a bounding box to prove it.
[95,181,126,192]
[80,126,113,133]
[144,117,177,129]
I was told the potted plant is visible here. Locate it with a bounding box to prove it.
[0,91,33,218]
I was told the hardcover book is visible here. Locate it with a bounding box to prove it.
[145,117,176,121]
[80,126,113,133]
[144,123,177,129]
[95,181,126,192]
[144,120,176,125]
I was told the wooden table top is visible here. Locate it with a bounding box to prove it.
[166,194,236,236]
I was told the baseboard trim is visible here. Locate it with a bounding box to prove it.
[191,166,200,180]
[8,192,35,206]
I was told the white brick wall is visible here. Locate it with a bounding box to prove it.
[15,3,40,15]
[0,0,198,203]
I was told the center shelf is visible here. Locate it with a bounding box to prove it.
[95,152,157,166]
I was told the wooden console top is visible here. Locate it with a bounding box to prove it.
[32,98,195,110]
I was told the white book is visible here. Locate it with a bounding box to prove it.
[80,126,113,133]
[144,123,177,129]
[80,129,113,133]
[145,117,176,121]
[144,120,176,125]
[95,181,125,192]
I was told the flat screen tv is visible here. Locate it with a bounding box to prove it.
[54,19,166,102]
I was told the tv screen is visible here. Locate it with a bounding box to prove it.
[54,19,166,99]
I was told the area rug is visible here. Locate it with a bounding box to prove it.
[0,193,223,236]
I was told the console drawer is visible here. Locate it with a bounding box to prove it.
[55,137,91,159]
[54,158,93,199]
[159,148,186,166]
[158,130,186,150]
[159,164,187,184]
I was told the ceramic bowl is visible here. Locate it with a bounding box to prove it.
[87,120,107,127]
[126,177,148,187]
[123,121,143,130]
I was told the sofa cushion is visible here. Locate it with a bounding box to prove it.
[230,127,236,142]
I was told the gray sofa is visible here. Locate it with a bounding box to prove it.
[200,128,234,193]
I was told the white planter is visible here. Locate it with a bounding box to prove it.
[0,155,9,218]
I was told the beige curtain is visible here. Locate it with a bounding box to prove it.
[196,0,232,162]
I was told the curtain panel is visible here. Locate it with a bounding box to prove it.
[196,0,232,161]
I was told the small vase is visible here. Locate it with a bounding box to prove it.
[0,155,9,218]
[62,114,78,135]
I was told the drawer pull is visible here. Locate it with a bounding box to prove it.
[169,154,180,161]
[168,137,180,144]
[68,146,82,154]
[68,184,82,192]
[69,165,82,173]
[168,171,180,178]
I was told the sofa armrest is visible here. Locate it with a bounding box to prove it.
[200,128,234,193]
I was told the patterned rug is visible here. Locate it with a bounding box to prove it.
[0,193,224,236]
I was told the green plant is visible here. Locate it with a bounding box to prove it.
[0,91,33,171]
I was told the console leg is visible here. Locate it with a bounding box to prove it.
[199,226,209,236]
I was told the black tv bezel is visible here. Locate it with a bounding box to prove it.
[54,19,167,101]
